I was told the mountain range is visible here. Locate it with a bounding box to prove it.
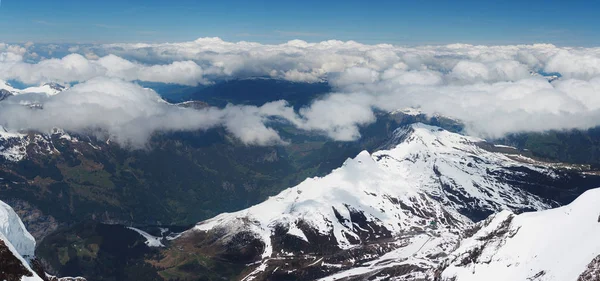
[0,79,600,280]
[164,123,600,281]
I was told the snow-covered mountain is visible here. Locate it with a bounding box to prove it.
[0,81,67,97]
[0,89,13,101]
[175,123,572,280]
[0,199,44,281]
[440,188,600,281]
[0,127,63,162]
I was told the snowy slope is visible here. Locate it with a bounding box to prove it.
[196,149,468,252]
[0,80,67,97]
[0,80,19,93]
[0,199,43,281]
[17,83,67,96]
[186,123,562,280]
[0,126,29,162]
[374,124,555,218]
[127,227,165,247]
[0,200,36,260]
[440,188,600,281]
[0,126,62,162]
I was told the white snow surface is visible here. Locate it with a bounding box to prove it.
[442,188,600,281]
[193,123,554,262]
[319,231,457,281]
[127,227,165,247]
[0,80,66,96]
[374,124,552,212]
[0,200,36,259]
[0,80,19,92]
[390,107,425,116]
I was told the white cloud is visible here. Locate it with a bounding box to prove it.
[0,78,290,146]
[97,55,208,85]
[545,49,600,79]
[0,53,206,86]
[2,38,600,146]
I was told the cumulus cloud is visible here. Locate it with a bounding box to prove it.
[310,69,600,139]
[96,55,208,85]
[0,53,206,86]
[545,50,600,80]
[3,38,600,146]
[0,78,293,146]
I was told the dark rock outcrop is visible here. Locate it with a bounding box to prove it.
[0,240,34,281]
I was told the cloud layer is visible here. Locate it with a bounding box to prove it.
[0,78,301,146]
[0,52,206,86]
[3,38,600,145]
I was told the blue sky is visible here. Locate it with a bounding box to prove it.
[0,0,598,46]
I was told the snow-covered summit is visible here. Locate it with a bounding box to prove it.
[0,80,67,97]
[378,123,554,217]
[185,123,563,280]
[18,82,67,96]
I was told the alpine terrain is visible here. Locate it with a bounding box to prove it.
[1,79,599,280]
[440,188,600,281]
[156,123,600,281]
[0,196,85,281]
[3,1,600,279]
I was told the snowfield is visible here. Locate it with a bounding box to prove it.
[441,188,600,281]
[0,80,66,96]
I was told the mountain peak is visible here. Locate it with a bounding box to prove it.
[377,124,556,219]
[42,82,66,92]
[181,125,564,280]
[0,81,67,97]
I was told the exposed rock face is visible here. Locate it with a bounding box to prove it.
[176,100,209,110]
[42,83,66,93]
[0,89,13,101]
[0,239,34,281]
[4,199,59,242]
[578,255,600,281]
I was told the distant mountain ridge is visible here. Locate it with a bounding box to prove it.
[0,80,67,97]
